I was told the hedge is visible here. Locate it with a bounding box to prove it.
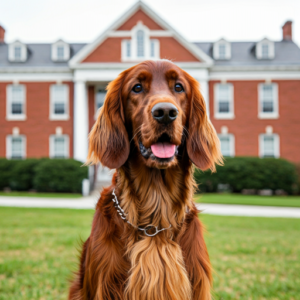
[195,157,299,195]
[0,158,88,193]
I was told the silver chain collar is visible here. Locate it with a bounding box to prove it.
[112,189,172,237]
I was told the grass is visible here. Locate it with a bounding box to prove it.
[0,192,82,198]
[0,208,299,300]
[196,193,300,208]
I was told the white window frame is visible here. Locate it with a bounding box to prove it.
[49,134,69,158]
[6,84,26,121]
[218,134,235,157]
[49,84,69,120]
[258,83,279,119]
[259,134,280,158]
[6,135,26,159]
[256,39,275,60]
[214,83,234,119]
[121,22,160,61]
[213,39,231,60]
[94,86,107,119]
[8,41,27,62]
[51,40,70,61]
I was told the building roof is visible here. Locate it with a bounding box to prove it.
[0,43,86,68]
[194,40,300,66]
[1,40,300,69]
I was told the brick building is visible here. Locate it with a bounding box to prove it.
[0,2,300,181]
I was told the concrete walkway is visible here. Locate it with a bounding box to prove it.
[1,195,300,218]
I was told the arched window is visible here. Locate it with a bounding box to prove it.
[137,30,144,57]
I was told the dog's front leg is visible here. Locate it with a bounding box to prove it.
[69,206,129,300]
[179,207,213,300]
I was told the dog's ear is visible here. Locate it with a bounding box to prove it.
[186,75,223,171]
[86,71,130,169]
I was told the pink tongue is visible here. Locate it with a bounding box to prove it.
[151,143,176,158]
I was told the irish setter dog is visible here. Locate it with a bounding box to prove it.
[69,60,222,300]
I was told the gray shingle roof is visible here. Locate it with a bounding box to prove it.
[0,43,86,68]
[193,40,300,66]
[1,40,300,68]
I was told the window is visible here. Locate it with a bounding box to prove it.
[57,46,64,60]
[218,44,226,59]
[6,85,26,120]
[258,83,278,118]
[150,39,159,58]
[213,39,231,60]
[150,40,155,57]
[95,88,106,118]
[261,44,269,59]
[51,40,70,61]
[218,134,235,157]
[50,84,69,120]
[214,83,234,119]
[137,30,145,57]
[50,135,69,158]
[126,41,131,58]
[6,135,26,159]
[14,46,21,61]
[256,39,274,59]
[259,134,279,158]
[8,41,27,62]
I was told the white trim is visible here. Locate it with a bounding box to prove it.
[69,1,213,67]
[218,133,235,157]
[109,30,173,37]
[256,38,275,60]
[6,84,26,121]
[258,83,279,119]
[214,83,234,119]
[6,134,26,159]
[209,70,300,80]
[8,41,27,62]
[213,38,231,60]
[49,134,70,158]
[51,40,70,62]
[49,84,69,120]
[259,133,280,158]
[0,72,73,82]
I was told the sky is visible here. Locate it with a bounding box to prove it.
[0,0,299,47]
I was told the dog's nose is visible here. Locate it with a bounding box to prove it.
[151,102,178,124]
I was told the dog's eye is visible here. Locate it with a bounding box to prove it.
[174,83,184,93]
[132,84,143,93]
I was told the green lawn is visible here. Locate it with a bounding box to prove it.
[0,208,299,300]
[196,193,300,207]
[0,192,82,198]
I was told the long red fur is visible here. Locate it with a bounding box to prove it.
[69,60,222,300]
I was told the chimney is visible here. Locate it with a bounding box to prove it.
[0,25,5,43]
[282,21,292,41]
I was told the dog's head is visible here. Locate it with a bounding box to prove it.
[87,60,222,171]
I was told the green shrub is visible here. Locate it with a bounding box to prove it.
[33,159,88,193]
[0,158,17,190]
[296,163,300,194]
[194,157,298,195]
[9,159,39,191]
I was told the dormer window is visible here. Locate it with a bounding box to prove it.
[256,39,274,60]
[213,39,231,60]
[52,40,70,61]
[121,22,160,61]
[8,41,27,62]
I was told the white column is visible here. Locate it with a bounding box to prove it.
[199,79,210,118]
[74,80,88,162]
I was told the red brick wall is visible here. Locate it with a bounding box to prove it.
[155,37,200,62]
[82,38,125,63]
[209,80,300,162]
[0,82,74,158]
[117,9,163,30]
